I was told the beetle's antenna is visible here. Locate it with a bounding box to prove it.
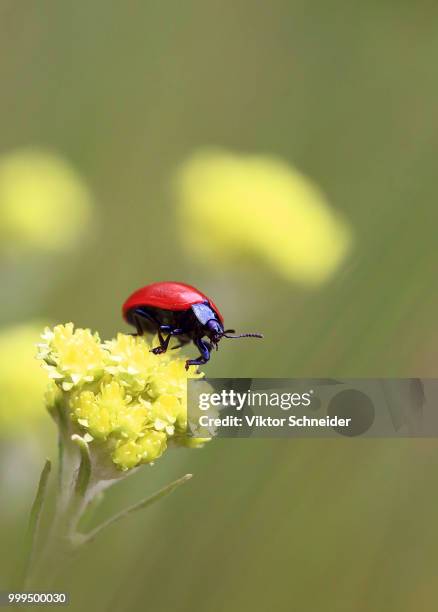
[222,330,263,339]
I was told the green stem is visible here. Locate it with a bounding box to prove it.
[52,399,76,516]
[19,459,52,588]
[77,473,193,547]
[26,436,91,588]
[66,435,92,535]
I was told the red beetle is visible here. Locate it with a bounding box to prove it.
[123,281,263,369]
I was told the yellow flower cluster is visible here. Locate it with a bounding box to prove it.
[37,324,207,470]
[175,149,352,285]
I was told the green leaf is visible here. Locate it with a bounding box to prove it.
[18,459,52,588]
[71,435,91,497]
[79,473,193,546]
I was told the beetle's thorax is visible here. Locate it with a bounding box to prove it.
[190,302,223,341]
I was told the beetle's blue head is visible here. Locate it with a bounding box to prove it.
[206,319,224,346]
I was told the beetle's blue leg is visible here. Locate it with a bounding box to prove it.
[151,328,185,355]
[131,313,146,336]
[157,324,176,345]
[185,338,211,370]
[155,324,179,345]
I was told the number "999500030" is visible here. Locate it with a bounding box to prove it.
[1,592,68,606]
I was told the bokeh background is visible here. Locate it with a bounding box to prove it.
[1,2,438,611]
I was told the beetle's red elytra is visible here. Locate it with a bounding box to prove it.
[123,281,224,323]
[123,281,263,370]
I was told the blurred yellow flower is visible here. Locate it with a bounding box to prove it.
[175,149,352,285]
[0,149,93,256]
[0,322,48,434]
[38,324,208,471]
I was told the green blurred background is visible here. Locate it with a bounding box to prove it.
[1,1,438,611]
